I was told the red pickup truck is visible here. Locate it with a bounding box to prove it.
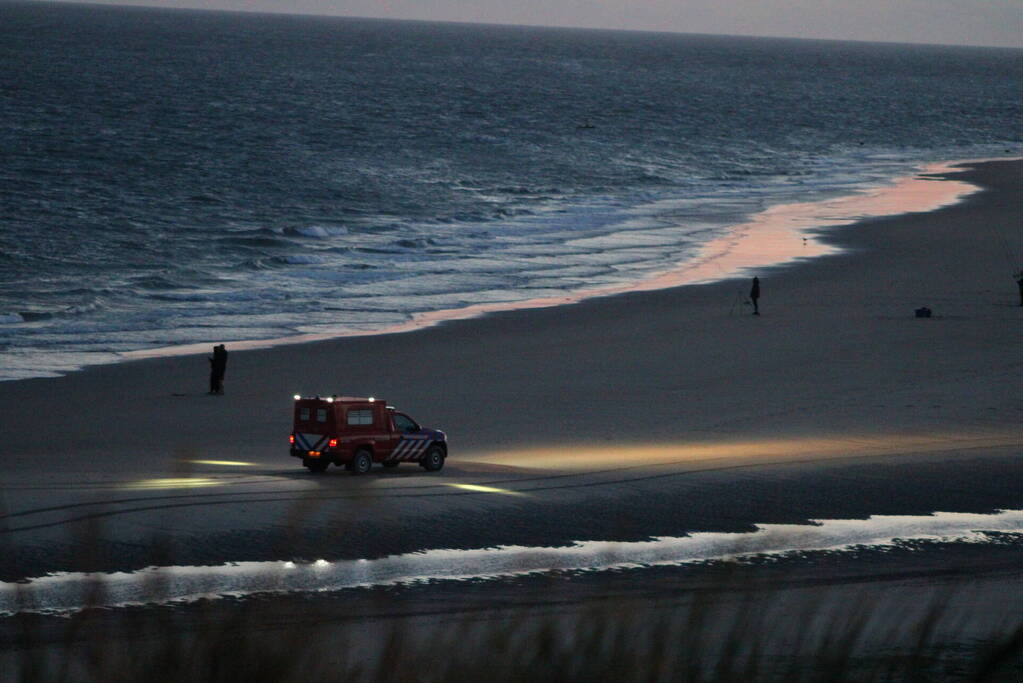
[289,395,447,474]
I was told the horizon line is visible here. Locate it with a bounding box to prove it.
[15,0,1023,52]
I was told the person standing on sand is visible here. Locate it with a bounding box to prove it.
[750,276,761,315]
[209,344,228,395]
[1015,271,1023,307]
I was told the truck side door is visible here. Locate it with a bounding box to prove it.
[377,405,399,459]
[390,412,430,462]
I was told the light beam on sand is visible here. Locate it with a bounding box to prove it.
[465,429,1023,470]
[185,460,257,467]
[447,483,525,496]
[119,477,220,490]
[2,509,1021,617]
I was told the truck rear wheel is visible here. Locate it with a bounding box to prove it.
[421,446,445,472]
[350,450,373,475]
[304,458,329,473]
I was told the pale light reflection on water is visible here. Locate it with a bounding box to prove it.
[3,510,1022,617]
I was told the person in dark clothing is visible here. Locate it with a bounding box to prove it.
[208,344,228,395]
[1015,271,1023,307]
[750,276,760,315]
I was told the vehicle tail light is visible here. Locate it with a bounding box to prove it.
[289,435,295,444]
[328,438,338,448]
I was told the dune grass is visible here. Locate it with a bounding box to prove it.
[5,564,1023,682]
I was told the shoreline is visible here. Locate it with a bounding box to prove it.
[120,157,987,364]
[0,154,1002,384]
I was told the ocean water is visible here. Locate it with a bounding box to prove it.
[2,2,1022,380]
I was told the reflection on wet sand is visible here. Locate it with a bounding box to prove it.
[4,509,1021,617]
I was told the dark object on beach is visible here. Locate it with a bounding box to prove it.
[1015,271,1023,307]
[209,344,228,394]
[750,276,760,315]
[915,307,932,318]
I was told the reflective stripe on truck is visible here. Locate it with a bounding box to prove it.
[387,436,433,462]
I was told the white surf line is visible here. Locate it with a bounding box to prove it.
[3,509,1022,617]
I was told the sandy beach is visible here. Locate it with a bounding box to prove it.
[2,158,1023,630]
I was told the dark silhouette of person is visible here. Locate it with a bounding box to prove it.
[209,344,228,395]
[750,276,761,315]
[1015,271,1023,307]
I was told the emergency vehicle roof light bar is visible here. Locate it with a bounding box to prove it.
[293,394,301,400]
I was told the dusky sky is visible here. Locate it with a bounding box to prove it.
[37,0,1023,48]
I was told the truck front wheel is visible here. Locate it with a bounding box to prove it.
[350,450,373,475]
[421,446,445,472]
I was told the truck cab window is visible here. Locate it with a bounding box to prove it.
[316,409,327,422]
[300,408,310,421]
[394,414,418,434]
[347,409,373,426]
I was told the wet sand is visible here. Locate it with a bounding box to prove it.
[2,158,1023,587]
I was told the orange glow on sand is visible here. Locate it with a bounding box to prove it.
[120,477,220,490]
[465,428,1023,471]
[125,159,993,361]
